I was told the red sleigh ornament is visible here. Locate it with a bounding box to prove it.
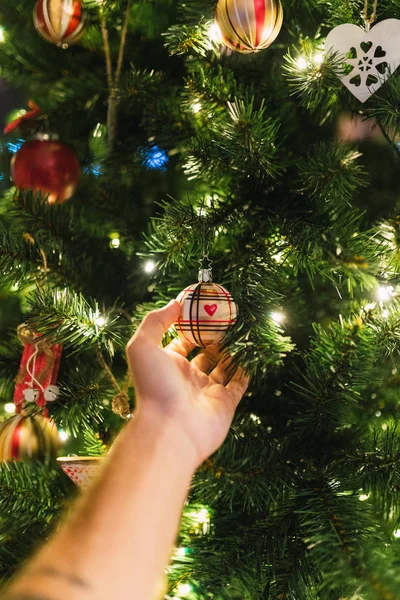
[13,324,62,414]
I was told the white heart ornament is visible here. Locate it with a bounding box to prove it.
[325,19,400,102]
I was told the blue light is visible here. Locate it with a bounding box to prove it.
[143,145,168,170]
[83,162,103,177]
[7,139,24,154]
[0,173,4,181]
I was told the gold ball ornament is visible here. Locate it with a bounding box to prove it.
[175,269,237,348]
[0,414,60,462]
[215,0,283,53]
[33,0,86,48]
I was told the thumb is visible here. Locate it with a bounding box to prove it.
[130,300,181,348]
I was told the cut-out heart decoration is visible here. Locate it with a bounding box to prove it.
[325,19,400,102]
[204,304,218,316]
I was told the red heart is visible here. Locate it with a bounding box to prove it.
[204,304,218,316]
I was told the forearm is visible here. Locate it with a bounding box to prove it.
[5,412,198,600]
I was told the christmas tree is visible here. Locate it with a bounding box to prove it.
[1,0,400,597]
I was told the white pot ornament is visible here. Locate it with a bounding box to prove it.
[325,19,400,102]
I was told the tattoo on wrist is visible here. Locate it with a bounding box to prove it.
[34,566,89,589]
[3,566,90,600]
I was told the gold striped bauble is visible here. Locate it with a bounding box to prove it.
[175,270,237,348]
[0,414,60,462]
[33,0,86,47]
[215,0,283,53]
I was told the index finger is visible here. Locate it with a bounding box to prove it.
[127,300,180,353]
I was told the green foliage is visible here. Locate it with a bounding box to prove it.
[2,0,400,596]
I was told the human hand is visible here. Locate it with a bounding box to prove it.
[126,301,249,467]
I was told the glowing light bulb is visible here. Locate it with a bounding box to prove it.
[93,123,103,138]
[271,311,285,324]
[4,403,16,414]
[297,56,308,70]
[95,315,106,327]
[314,52,323,64]
[110,232,120,249]
[59,430,69,442]
[0,27,5,43]
[208,20,222,43]
[393,529,400,538]
[176,547,187,557]
[191,101,202,114]
[377,285,394,302]
[176,583,192,597]
[359,493,370,501]
[144,260,156,274]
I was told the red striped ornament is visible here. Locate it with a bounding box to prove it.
[0,414,60,462]
[33,0,86,47]
[215,0,283,54]
[175,270,237,347]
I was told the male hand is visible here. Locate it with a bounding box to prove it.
[127,300,249,467]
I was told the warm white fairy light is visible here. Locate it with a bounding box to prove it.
[0,27,5,43]
[359,493,370,501]
[95,315,106,327]
[111,237,120,248]
[176,547,187,557]
[93,123,103,138]
[59,430,69,442]
[297,56,308,70]
[188,507,211,535]
[191,100,202,114]
[4,403,16,414]
[271,311,285,324]
[393,529,400,538]
[144,260,156,274]
[377,285,394,303]
[313,52,324,64]
[208,20,222,43]
[176,583,193,597]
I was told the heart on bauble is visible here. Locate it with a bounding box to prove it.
[325,19,400,102]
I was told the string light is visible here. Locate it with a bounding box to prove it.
[271,311,285,324]
[297,56,308,69]
[95,315,106,327]
[191,100,202,114]
[176,547,188,557]
[59,430,69,442]
[144,260,156,274]
[377,285,394,303]
[359,493,370,501]
[109,232,120,249]
[176,583,193,597]
[0,27,5,43]
[92,123,104,138]
[4,403,16,414]
[296,52,324,70]
[208,20,223,43]
[393,529,400,538]
[188,507,211,535]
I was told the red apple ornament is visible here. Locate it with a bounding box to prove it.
[12,136,80,204]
